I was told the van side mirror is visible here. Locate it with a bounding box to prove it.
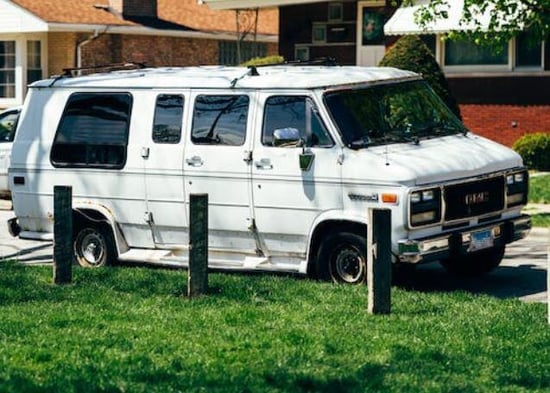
[272,127,301,147]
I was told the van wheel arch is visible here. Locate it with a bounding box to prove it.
[308,221,368,283]
[72,209,118,267]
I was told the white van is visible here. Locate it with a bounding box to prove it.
[8,65,531,282]
[0,106,21,198]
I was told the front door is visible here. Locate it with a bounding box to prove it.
[251,93,343,257]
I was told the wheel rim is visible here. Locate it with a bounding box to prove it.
[77,229,106,266]
[331,244,365,283]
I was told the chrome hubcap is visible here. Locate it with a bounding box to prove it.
[334,246,364,283]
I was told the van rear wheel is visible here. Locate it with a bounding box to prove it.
[74,224,116,267]
[317,231,367,284]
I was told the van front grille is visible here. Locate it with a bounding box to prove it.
[444,176,505,221]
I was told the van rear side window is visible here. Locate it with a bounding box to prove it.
[51,92,132,169]
[153,94,183,144]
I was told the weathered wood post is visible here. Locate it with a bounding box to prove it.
[53,185,73,285]
[367,208,392,314]
[188,193,208,297]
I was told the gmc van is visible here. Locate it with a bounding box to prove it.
[8,65,531,282]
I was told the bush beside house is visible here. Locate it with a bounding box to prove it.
[513,133,550,171]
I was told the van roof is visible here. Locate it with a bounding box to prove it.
[32,65,420,90]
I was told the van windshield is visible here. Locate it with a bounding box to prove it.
[324,80,466,149]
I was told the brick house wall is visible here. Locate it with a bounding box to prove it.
[45,32,278,77]
[48,32,78,76]
[461,105,550,147]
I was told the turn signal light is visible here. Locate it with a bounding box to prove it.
[382,193,398,204]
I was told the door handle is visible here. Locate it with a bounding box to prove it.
[186,156,204,167]
[255,158,273,170]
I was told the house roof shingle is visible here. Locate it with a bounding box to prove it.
[11,0,278,35]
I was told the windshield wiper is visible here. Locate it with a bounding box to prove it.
[348,135,372,149]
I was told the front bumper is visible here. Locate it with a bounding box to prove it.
[397,214,531,264]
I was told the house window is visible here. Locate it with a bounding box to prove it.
[218,41,267,65]
[191,95,249,146]
[51,93,132,169]
[515,32,542,68]
[328,3,343,22]
[153,94,184,144]
[295,46,310,61]
[362,9,385,45]
[444,40,508,66]
[312,25,327,44]
[0,41,16,98]
[27,41,42,84]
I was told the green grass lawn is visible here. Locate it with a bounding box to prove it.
[0,263,548,393]
[528,174,550,227]
[529,174,550,204]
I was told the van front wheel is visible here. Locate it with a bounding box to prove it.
[317,232,367,284]
[74,224,116,267]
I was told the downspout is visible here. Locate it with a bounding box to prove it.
[75,29,106,74]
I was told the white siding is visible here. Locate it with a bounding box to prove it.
[0,0,48,33]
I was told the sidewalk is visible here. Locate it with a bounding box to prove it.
[0,199,52,264]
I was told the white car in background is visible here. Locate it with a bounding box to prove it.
[0,106,21,198]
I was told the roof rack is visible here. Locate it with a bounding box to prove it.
[245,57,339,79]
[61,62,148,77]
[284,57,339,67]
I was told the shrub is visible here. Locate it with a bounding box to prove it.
[512,133,550,171]
[240,55,284,67]
[379,35,461,119]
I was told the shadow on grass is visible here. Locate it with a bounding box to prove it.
[393,262,547,300]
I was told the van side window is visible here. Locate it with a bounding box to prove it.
[152,94,183,144]
[191,95,248,146]
[262,96,333,147]
[51,93,132,169]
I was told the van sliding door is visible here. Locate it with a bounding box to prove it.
[142,92,189,245]
[182,91,257,255]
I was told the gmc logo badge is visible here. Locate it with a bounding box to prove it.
[465,191,489,205]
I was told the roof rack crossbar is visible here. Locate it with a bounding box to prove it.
[61,62,148,77]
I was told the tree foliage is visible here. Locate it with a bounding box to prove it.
[379,34,461,119]
[404,0,550,47]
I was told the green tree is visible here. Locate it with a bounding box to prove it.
[378,34,461,119]
[405,0,550,47]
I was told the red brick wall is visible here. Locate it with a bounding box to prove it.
[460,104,550,147]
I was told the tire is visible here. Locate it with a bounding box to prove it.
[316,231,367,284]
[440,245,505,277]
[73,223,116,267]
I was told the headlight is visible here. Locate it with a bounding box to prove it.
[409,187,441,227]
[422,190,434,201]
[506,170,528,208]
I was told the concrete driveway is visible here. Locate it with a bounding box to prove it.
[1,199,548,303]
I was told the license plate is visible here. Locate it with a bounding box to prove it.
[468,229,494,252]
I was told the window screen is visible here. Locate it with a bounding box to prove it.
[0,41,16,98]
[445,40,508,66]
[516,32,542,67]
[191,95,248,146]
[51,93,132,169]
[153,94,183,144]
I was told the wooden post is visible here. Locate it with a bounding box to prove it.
[53,186,73,285]
[367,208,392,314]
[188,193,208,297]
